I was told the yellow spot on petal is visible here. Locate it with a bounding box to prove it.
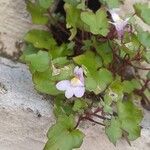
[71,77,82,86]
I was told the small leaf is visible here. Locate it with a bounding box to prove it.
[134,3,150,25]
[73,99,88,112]
[52,57,70,67]
[38,0,54,9]
[52,64,74,81]
[81,9,109,36]
[85,68,113,94]
[105,117,122,145]
[137,30,150,48]
[64,0,79,6]
[73,50,102,73]
[49,43,74,59]
[20,44,39,62]
[109,78,123,100]
[147,71,150,80]
[44,115,84,150]
[24,29,57,50]
[25,51,50,72]
[64,3,82,40]
[100,0,123,8]
[33,69,60,95]
[144,51,150,63]
[54,96,74,117]
[96,42,113,66]
[26,1,49,24]
[122,79,141,94]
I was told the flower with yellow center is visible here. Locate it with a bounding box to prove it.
[56,66,85,99]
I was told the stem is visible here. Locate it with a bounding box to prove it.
[82,117,105,127]
[92,114,110,120]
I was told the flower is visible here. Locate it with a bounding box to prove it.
[109,9,130,39]
[56,66,85,99]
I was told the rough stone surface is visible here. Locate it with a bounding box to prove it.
[0,57,150,150]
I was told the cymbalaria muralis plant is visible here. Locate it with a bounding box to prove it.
[21,0,150,149]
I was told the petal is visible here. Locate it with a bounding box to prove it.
[56,80,70,91]
[73,87,85,98]
[65,88,74,99]
[74,66,84,84]
[74,66,79,74]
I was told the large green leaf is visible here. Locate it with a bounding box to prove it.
[117,100,143,140]
[25,51,50,72]
[24,29,57,50]
[105,117,122,145]
[38,0,54,9]
[81,9,109,36]
[44,115,84,150]
[134,3,150,25]
[26,1,49,24]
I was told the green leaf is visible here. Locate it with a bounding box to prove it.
[147,71,150,80]
[144,51,150,63]
[64,0,79,6]
[100,0,123,8]
[33,69,60,95]
[26,1,49,24]
[49,43,74,59]
[122,79,141,94]
[44,115,84,150]
[96,42,113,66]
[20,44,39,62]
[137,30,150,48]
[105,117,122,145]
[38,0,54,9]
[54,96,74,117]
[117,100,143,140]
[109,78,124,100]
[25,51,50,72]
[52,57,70,67]
[85,68,113,94]
[73,99,88,112]
[73,51,112,94]
[81,9,109,36]
[24,29,57,50]
[73,51,102,73]
[64,3,83,40]
[52,64,74,81]
[134,3,150,25]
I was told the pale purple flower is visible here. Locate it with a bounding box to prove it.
[109,9,130,39]
[56,66,85,99]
